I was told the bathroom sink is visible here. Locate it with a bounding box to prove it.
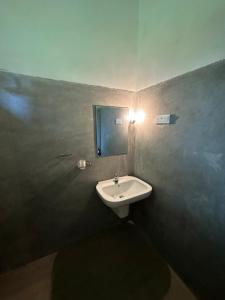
[96,176,152,218]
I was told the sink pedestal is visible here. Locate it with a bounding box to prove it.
[112,205,129,218]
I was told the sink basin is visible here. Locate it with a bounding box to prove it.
[96,176,152,218]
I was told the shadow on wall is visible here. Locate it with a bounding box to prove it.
[0,146,121,271]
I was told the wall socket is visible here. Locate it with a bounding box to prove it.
[155,114,171,124]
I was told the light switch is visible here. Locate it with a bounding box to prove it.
[155,114,171,124]
[115,118,123,125]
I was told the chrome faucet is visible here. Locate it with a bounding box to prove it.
[113,173,119,184]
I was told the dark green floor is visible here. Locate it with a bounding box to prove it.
[52,223,171,300]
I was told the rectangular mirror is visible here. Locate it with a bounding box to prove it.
[94,105,129,157]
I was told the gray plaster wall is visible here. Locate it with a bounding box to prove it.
[0,71,134,272]
[132,60,225,300]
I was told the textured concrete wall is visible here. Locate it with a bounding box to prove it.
[0,71,134,272]
[132,60,225,300]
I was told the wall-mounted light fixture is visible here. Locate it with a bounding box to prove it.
[128,109,145,124]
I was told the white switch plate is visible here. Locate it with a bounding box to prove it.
[115,118,123,125]
[155,114,171,124]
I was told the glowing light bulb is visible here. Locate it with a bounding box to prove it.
[127,109,135,123]
[127,109,145,124]
[135,109,145,123]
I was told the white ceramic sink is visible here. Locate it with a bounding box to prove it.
[96,176,152,218]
